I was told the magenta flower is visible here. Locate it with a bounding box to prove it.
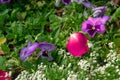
[0,70,11,80]
[66,32,89,57]
[82,16,110,38]
[38,42,57,61]
[20,41,39,60]
[0,0,10,3]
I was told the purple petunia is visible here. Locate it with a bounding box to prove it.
[38,42,57,61]
[0,0,10,3]
[82,16,110,38]
[20,41,39,60]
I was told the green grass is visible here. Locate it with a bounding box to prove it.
[0,0,120,80]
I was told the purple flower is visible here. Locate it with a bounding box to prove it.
[38,42,57,61]
[81,1,108,17]
[62,0,71,5]
[92,6,107,17]
[81,0,96,9]
[20,41,39,60]
[0,0,10,3]
[61,0,85,5]
[82,16,110,38]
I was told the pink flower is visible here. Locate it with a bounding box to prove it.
[0,70,11,80]
[66,32,89,57]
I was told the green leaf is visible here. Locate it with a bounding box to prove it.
[22,61,35,73]
[111,7,120,22]
[0,56,6,70]
[114,38,120,47]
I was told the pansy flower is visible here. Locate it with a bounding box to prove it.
[0,0,10,3]
[82,16,110,38]
[38,42,57,61]
[20,41,39,60]
[66,32,89,57]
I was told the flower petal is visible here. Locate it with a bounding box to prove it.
[66,32,89,57]
[102,16,110,24]
[20,42,39,60]
[0,0,10,3]
[82,20,93,32]
[87,30,97,38]
[20,47,28,60]
[62,0,71,5]
[38,51,53,61]
[96,25,106,34]
[81,1,96,9]
[25,42,39,56]
[39,42,56,52]
[0,70,6,77]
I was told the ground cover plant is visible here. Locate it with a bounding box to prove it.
[0,0,120,80]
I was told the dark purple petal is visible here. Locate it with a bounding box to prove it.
[0,0,10,3]
[42,51,49,57]
[39,42,57,52]
[87,30,97,38]
[62,0,71,5]
[86,24,93,29]
[38,51,53,61]
[82,20,93,32]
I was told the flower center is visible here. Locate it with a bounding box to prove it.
[42,51,48,57]
[92,26,95,30]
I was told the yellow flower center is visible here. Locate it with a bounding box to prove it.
[92,26,95,30]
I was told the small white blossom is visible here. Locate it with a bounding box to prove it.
[108,42,114,48]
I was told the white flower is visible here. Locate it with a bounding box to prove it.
[108,42,114,48]
[88,42,93,48]
[78,59,90,71]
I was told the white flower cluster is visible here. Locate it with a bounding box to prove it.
[15,63,47,80]
[108,42,114,48]
[105,50,120,63]
[77,59,91,71]
[67,71,78,80]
